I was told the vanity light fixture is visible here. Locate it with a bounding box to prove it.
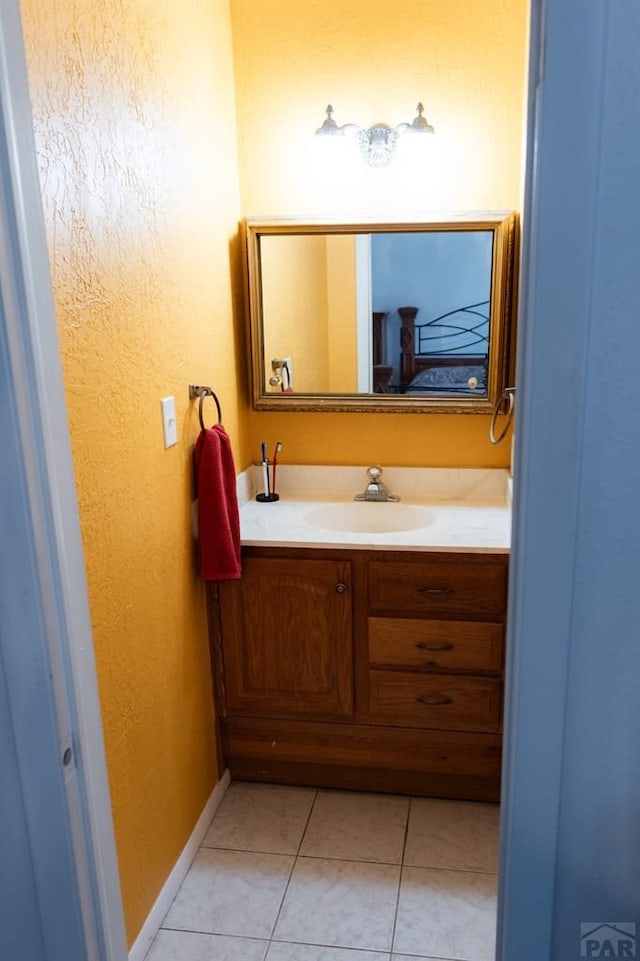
[315,102,434,167]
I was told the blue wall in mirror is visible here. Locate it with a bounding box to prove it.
[371,230,494,391]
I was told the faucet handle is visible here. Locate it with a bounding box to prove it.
[355,465,399,501]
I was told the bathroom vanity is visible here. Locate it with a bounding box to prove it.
[218,211,517,800]
[206,467,510,802]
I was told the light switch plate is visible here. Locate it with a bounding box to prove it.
[160,396,177,448]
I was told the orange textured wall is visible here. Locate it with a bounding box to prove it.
[230,0,528,467]
[20,0,245,944]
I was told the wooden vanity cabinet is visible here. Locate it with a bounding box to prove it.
[210,547,508,801]
[365,554,506,738]
[218,556,353,719]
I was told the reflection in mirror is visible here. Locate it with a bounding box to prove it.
[244,214,517,413]
[261,233,360,393]
[371,231,493,396]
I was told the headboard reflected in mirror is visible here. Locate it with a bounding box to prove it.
[242,212,518,413]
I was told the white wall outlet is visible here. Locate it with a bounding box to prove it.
[160,396,177,448]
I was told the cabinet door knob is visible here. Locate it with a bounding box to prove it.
[336,582,347,594]
[416,587,451,596]
[416,641,454,652]
[415,694,453,707]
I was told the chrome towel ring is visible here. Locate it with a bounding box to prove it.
[489,387,516,445]
[189,384,222,430]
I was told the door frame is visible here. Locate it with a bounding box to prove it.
[0,2,127,958]
[497,1,632,959]
[3,0,631,958]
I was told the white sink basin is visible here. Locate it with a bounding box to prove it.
[303,502,433,534]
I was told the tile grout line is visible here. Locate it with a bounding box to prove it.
[265,788,320,947]
[391,952,461,960]
[156,927,461,960]
[198,846,408,866]
[157,925,272,961]
[157,923,463,961]
[197,841,498,876]
[295,786,321,856]
[400,798,413,869]
[269,934,395,956]
[158,926,266,944]
[398,863,499,877]
[389,796,413,955]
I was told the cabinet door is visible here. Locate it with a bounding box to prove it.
[220,556,353,718]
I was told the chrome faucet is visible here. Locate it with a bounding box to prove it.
[354,466,400,502]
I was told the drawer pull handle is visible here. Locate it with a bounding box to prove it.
[416,641,454,652]
[336,582,347,594]
[417,587,452,596]
[415,694,453,707]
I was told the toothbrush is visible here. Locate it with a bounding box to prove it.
[261,441,270,496]
[271,441,282,496]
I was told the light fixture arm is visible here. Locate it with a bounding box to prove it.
[315,104,360,137]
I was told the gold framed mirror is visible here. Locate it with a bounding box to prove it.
[242,212,518,413]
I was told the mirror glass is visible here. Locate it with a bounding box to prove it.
[244,214,517,413]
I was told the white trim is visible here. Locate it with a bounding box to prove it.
[355,234,372,391]
[128,771,231,961]
[0,2,127,958]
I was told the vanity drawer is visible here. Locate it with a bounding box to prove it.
[368,670,501,733]
[368,558,507,618]
[369,618,503,673]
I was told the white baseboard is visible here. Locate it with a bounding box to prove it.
[128,769,231,961]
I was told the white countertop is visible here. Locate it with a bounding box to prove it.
[237,466,511,554]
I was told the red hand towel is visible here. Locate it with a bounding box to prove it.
[194,424,241,581]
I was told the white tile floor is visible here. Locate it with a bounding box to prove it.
[145,782,499,961]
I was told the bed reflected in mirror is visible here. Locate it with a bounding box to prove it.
[243,213,517,413]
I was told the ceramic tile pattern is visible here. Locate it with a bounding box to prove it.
[147,784,499,961]
[404,798,500,873]
[161,848,294,938]
[299,790,410,863]
[203,782,316,854]
[274,857,400,950]
[394,867,498,961]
